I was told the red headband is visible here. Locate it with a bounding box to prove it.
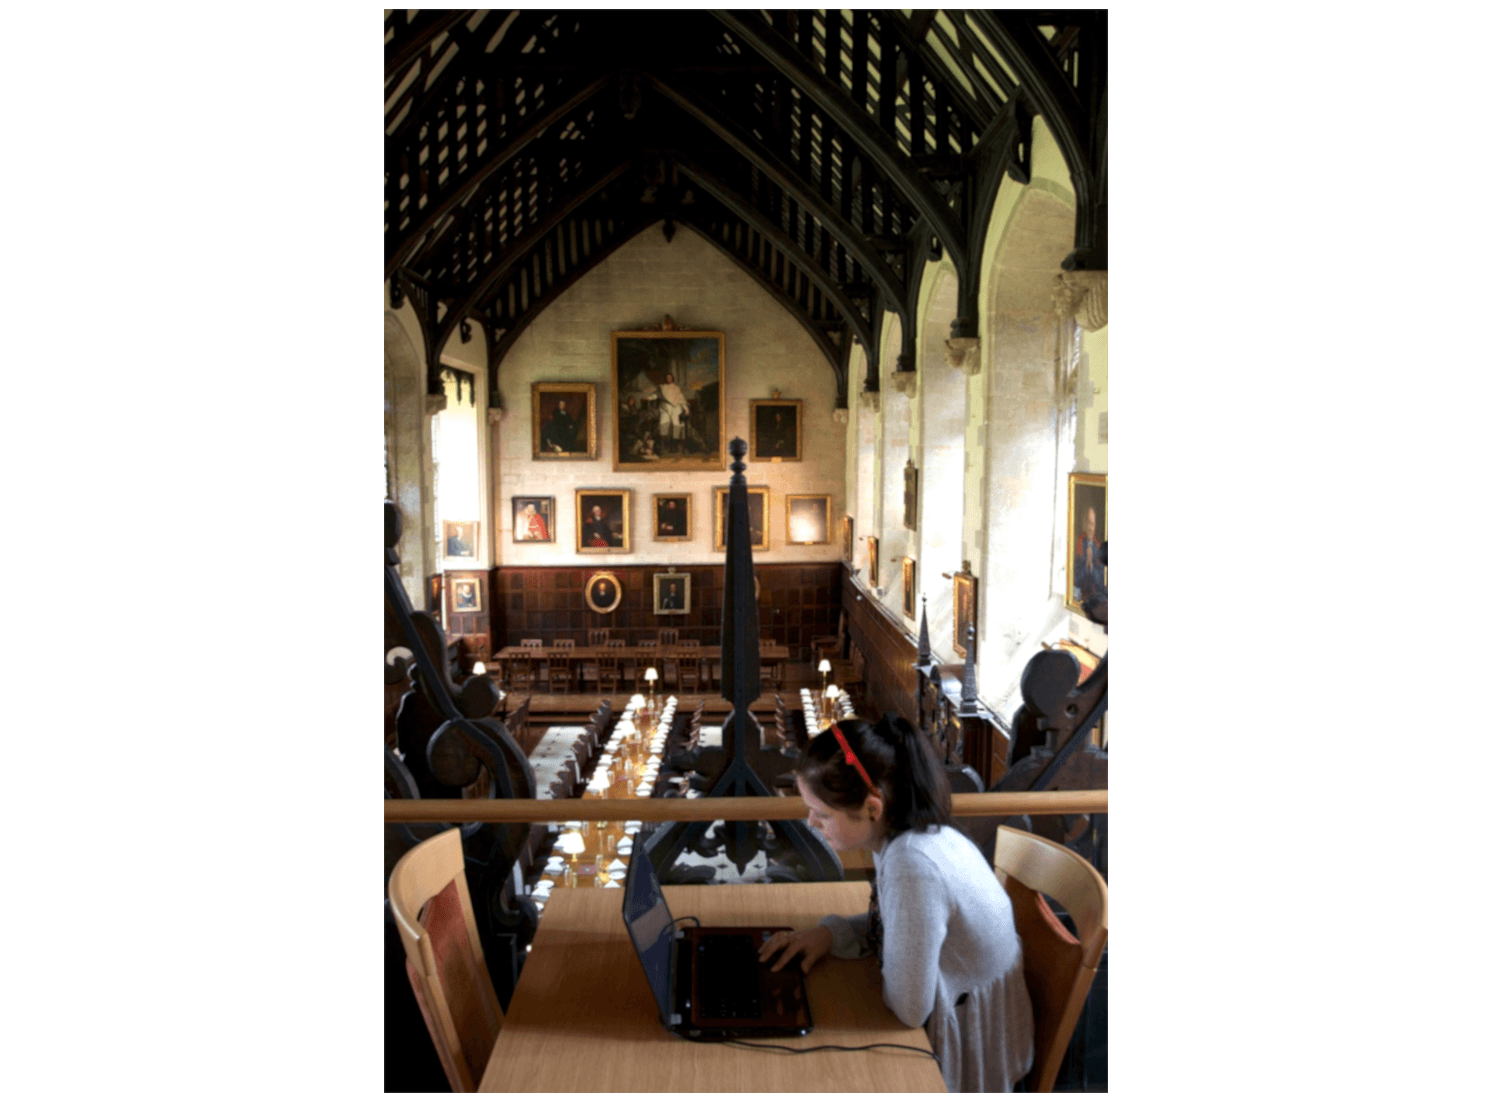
[830,723,874,790]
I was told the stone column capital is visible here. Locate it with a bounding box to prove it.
[944,336,981,375]
[1052,271,1108,331]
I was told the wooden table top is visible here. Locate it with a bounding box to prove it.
[494,643,789,660]
[480,881,945,1093]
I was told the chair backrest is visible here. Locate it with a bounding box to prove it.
[553,638,576,649]
[520,638,544,648]
[680,638,700,649]
[388,829,504,1092]
[993,826,1108,1093]
[606,638,626,649]
[588,629,610,645]
[658,628,679,645]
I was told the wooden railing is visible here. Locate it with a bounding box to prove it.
[384,789,1108,824]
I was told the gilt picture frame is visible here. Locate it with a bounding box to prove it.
[841,515,854,561]
[749,398,802,462]
[443,520,479,560]
[576,489,631,553]
[953,570,977,659]
[652,494,692,542]
[653,572,691,616]
[531,382,598,460]
[585,571,622,614]
[449,576,482,615]
[1065,472,1108,615]
[902,557,916,620]
[786,494,831,545]
[714,486,769,551]
[612,326,725,472]
[867,535,879,588]
[511,497,555,543]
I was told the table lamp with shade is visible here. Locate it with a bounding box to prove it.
[823,684,839,728]
[557,830,587,886]
[645,667,659,713]
[818,657,832,703]
[472,661,486,676]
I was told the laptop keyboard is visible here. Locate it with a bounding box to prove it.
[698,934,764,1020]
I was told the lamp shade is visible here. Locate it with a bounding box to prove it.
[645,667,659,683]
[818,658,833,674]
[825,684,839,700]
[629,694,646,707]
[472,661,487,675]
[557,831,587,856]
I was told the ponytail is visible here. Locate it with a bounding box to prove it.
[795,711,953,838]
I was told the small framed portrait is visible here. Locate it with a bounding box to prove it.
[576,490,631,553]
[443,520,479,559]
[714,486,769,551]
[1066,472,1108,615]
[511,496,555,543]
[901,557,916,620]
[903,459,919,530]
[867,535,879,588]
[532,382,597,459]
[749,398,802,462]
[449,576,482,615]
[653,572,691,615]
[585,571,622,614]
[953,568,978,659]
[786,494,831,545]
[612,326,725,471]
[841,515,854,561]
[653,494,692,542]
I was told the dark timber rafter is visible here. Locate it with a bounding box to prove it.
[714,10,968,275]
[645,75,906,311]
[384,10,472,81]
[674,157,874,352]
[387,71,619,277]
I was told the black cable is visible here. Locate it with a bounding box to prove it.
[666,915,701,932]
[682,1035,940,1069]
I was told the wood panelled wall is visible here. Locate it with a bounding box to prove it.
[488,562,842,661]
[843,574,921,724]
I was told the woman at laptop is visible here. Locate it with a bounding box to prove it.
[758,714,1034,1092]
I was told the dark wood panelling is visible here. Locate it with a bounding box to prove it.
[843,573,921,725]
[491,562,843,662]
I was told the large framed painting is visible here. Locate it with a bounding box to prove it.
[531,382,597,459]
[511,496,555,543]
[901,557,916,620]
[443,520,479,560]
[749,398,802,462]
[611,323,725,471]
[585,571,622,614]
[953,567,978,659]
[841,515,854,561]
[714,486,769,551]
[653,572,690,615]
[1066,472,1108,614]
[903,459,919,530]
[576,489,631,553]
[652,494,691,542]
[786,494,831,545]
[867,535,879,588]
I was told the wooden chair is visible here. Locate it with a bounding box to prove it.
[587,628,610,646]
[545,651,574,694]
[388,828,504,1092]
[597,647,622,694]
[506,654,533,694]
[759,638,782,692]
[678,652,701,693]
[994,826,1109,1094]
[634,641,658,692]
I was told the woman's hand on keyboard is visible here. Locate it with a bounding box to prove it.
[758,925,833,973]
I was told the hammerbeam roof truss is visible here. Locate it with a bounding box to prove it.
[385,10,1107,398]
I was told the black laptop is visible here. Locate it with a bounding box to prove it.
[621,843,814,1039]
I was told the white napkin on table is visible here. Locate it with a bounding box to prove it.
[601,881,621,889]
[607,858,627,873]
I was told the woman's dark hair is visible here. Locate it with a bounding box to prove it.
[795,712,952,837]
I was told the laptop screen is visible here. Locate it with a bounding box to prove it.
[621,845,676,1023]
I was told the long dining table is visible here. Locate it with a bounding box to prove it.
[479,880,946,1093]
[492,642,790,693]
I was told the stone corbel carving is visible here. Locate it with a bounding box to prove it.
[889,370,917,396]
[944,336,981,375]
[1052,271,1108,331]
[424,392,448,416]
[487,407,505,426]
[832,408,849,424]
[859,389,881,413]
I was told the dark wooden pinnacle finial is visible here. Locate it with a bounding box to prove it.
[729,437,747,478]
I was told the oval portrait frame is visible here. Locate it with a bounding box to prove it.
[585,571,623,615]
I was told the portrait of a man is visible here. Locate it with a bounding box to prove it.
[653,572,690,616]
[577,490,630,553]
[750,399,802,462]
[585,572,622,614]
[443,521,477,558]
[715,486,768,551]
[512,497,554,542]
[531,383,597,459]
[451,579,480,613]
[653,494,691,541]
[1065,473,1107,615]
[612,328,724,471]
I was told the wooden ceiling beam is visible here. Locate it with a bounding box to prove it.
[713,11,967,274]
[385,9,473,81]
